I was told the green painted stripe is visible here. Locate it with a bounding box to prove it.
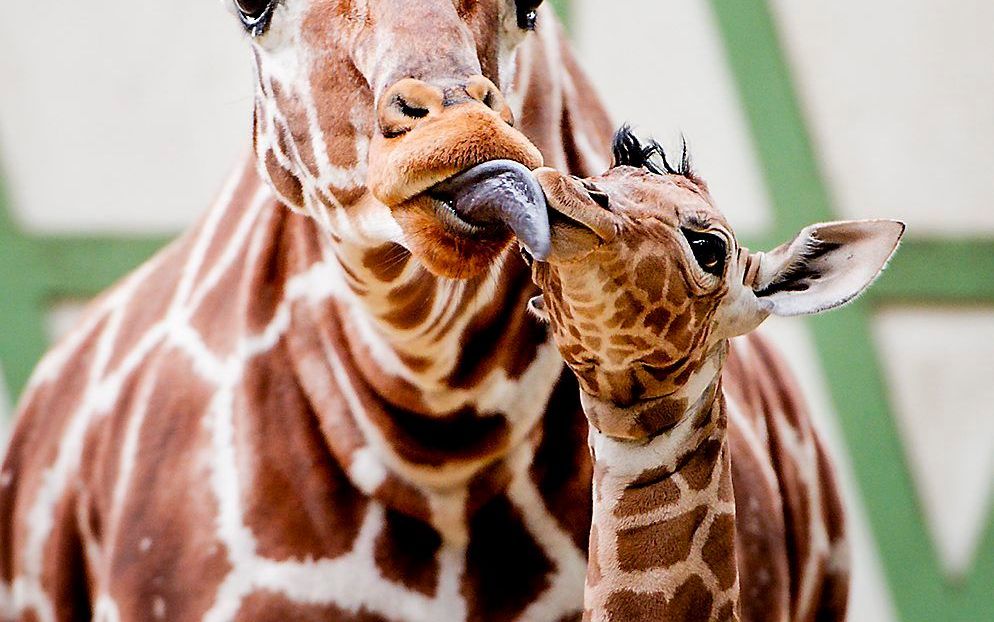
[707,0,835,238]
[550,0,571,26]
[871,239,994,303]
[33,235,171,297]
[0,180,172,397]
[0,234,48,398]
[0,173,20,235]
[809,303,946,619]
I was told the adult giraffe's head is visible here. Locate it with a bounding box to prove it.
[527,127,905,440]
[227,0,553,277]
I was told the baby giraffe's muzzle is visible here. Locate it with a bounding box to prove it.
[530,167,619,264]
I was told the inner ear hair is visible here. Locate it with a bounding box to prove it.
[754,236,842,297]
[750,219,905,317]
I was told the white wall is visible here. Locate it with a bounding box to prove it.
[873,308,994,579]
[573,0,773,239]
[0,0,251,233]
[772,0,994,234]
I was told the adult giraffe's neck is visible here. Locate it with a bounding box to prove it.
[277,16,612,531]
[583,368,741,622]
[320,234,559,418]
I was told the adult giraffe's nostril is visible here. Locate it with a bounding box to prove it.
[377,78,445,138]
[465,75,515,126]
[397,97,430,120]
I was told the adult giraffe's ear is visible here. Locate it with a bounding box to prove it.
[751,219,905,316]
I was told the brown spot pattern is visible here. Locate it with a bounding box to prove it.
[373,510,441,597]
[239,347,369,561]
[703,513,738,591]
[463,495,554,622]
[613,470,681,518]
[682,438,722,491]
[616,506,708,572]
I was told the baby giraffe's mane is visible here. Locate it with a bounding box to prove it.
[610,125,703,186]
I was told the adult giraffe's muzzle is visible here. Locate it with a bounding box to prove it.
[364,73,547,278]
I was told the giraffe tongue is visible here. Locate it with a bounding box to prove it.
[431,159,551,260]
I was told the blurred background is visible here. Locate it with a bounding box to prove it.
[0,1,991,620]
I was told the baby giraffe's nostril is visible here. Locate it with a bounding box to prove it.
[518,243,534,267]
[588,189,611,210]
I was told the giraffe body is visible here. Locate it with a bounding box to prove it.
[528,130,903,621]
[2,6,611,618]
[2,4,866,621]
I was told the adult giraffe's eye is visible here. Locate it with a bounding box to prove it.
[235,0,276,35]
[515,0,544,30]
[682,229,727,277]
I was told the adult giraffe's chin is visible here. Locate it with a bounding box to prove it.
[241,0,552,277]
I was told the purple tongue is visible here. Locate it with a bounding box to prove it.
[432,159,551,260]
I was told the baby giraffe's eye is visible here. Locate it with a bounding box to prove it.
[681,228,727,276]
[234,0,276,36]
[515,0,544,30]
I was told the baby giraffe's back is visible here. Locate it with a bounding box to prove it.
[724,333,848,622]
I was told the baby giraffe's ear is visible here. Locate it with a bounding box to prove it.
[751,220,905,316]
[527,295,550,322]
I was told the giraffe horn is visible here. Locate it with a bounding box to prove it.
[740,247,764,289]
[430,159,551,260]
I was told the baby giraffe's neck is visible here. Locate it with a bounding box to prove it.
[582,357,740,622]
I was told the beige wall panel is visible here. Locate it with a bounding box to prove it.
[873,306,994,578]
[0,1,252,233]
[573,0,773,238]
[771,0,994,233]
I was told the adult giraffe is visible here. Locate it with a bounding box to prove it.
[0,3,847,622]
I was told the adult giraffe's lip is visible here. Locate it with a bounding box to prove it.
[427,159,551,260]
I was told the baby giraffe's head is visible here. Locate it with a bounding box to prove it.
[526,127,904,441]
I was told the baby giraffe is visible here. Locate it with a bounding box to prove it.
[524,127,904,622]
